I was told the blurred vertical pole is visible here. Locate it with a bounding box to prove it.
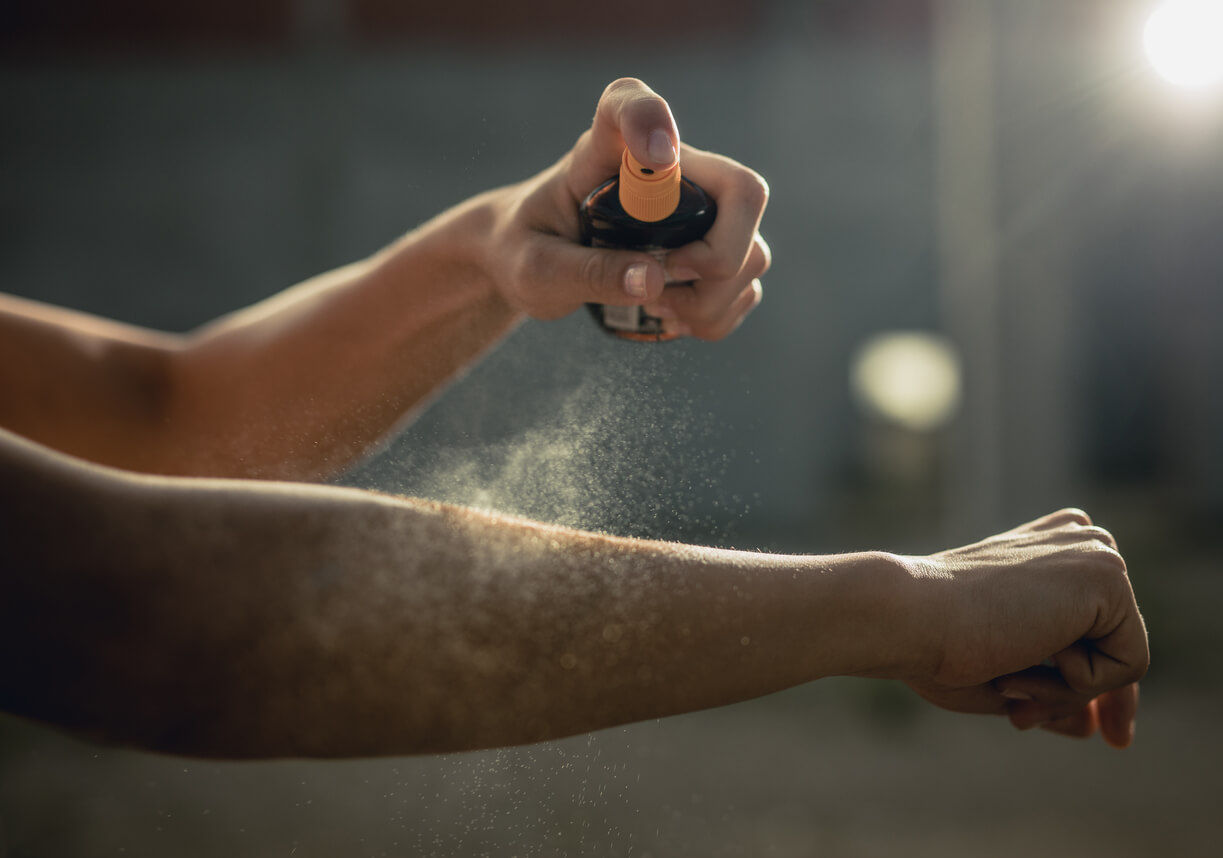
[933,0,1004,541]
[993,1,1075,521]
[293,0,351,274]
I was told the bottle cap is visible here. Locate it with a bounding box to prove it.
[618,147,681,222]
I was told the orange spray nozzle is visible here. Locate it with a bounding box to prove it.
[618,147,682,222]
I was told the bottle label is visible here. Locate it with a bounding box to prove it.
[601,304,649,332]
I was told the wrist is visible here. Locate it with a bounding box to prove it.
[372,188,522,325]
[810,550,941,683]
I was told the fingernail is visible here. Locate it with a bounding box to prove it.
[624,262,649,298]
[643,303,676,320]
[668,266,700,283]
[648,129,676,166]
[667,322,692,338]
[1001,689,1034,702]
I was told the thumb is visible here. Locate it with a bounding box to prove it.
[566,78,680,202]
[518,235,666,314]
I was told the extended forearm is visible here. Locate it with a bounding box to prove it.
[163,193,522,479]
[0,193,522,479]
[0,431,917,758]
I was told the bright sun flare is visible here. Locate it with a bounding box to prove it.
[1145,1,1223,88]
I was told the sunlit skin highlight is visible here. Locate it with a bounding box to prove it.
[0,430,1144,757]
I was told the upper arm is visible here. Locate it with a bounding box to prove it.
[0,428,341,755]
[0,427,144,738]
[0,426,465,758]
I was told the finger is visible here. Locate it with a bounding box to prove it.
[995,664,1077,700]
[1095,682,1139,749]
[683,280,763,342]
[668,145,770,283]
[1033,699,1100,740]
[994,609,1146,734]
[648,278,762,342]
[1020,508,1094,532]
[667,230,772,284]
[1083,525,1119,550]
[995,666,1093,730]
[567,78,679,202]
[511,235,666,317]
[1007,697,1096,731]
[1056,600,1148,698]
[652,235,769,328]
[1044,524,1118,551]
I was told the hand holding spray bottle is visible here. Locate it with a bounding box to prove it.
[580,146,716,342]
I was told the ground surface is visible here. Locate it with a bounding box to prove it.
[1,677,1218,857]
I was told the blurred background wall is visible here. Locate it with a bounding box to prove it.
[2,1,1221,856]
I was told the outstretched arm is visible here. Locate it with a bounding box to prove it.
[0,79,769,480]
[0,218,519,480]
[0,427,1146,759]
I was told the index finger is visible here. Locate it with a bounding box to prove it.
[566,78,679,202]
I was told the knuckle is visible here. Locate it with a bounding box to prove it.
[579,250,612,293]
[1083,525,1119,549]
[746,252,769,280]
[688,294,726,326]
[1056,507,1094,527]
[510,244,562,319]
[517,241,552,285]
[1082,548,1129,595]
[1087,531,1124,560]
[1101,545,1128,573]
[691,285,760,342]
[701,257,742,282]
[753,234,773,276]
[1076,536,1121,564]
[740,168,770,212]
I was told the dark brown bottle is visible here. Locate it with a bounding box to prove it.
[580,148,716,342]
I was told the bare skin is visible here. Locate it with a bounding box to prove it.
[0,78,769,480]
[0,79,1145,757]
[907,509,1144,745]
[0,429,1145,758]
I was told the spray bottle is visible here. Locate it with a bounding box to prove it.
[580,147,716,342]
